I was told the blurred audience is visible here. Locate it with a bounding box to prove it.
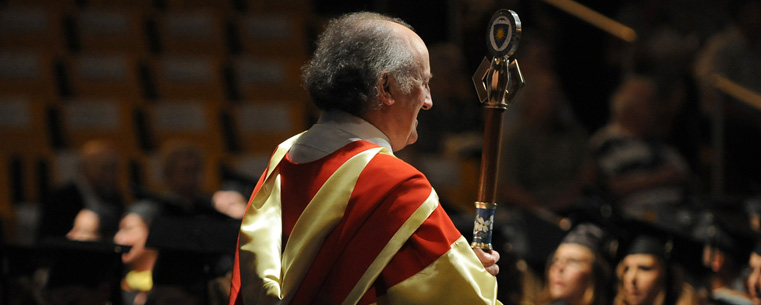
[9,1,761,305]
[588,75,692,230]
[135,139,239,305]
[498,71,589,214]
[495,70,590,271]
[38,140,125,242]
[135,139,244,220]
[144,140,217,217]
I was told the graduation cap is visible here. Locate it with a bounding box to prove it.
[560,220,625,269]
[555,199,710,269]
[617,217,703,266]
[561,223,609,254]
[555,199,627,261]
[691,204,756,264]
[626,235,670,259]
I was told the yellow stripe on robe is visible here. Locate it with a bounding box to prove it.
[342,188,439,305]
[374,236,501,305]
[239,132,394,305]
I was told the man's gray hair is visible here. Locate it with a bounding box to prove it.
[302,12,421,116]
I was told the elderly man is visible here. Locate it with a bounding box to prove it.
[229,11,501,305]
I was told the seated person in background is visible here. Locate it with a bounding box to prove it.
[588,75,691,230]
[149,140,218,218]
[613,234,697,305]
[139,140,239,305]
[142,139,243,220]
[114,202,160,305]
[542,223,612,305]
[496,71,591,304]
[498,71,590,214]
[46,205,131,304]
[39,140,125,242]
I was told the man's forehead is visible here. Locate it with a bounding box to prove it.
[385,21,425,49]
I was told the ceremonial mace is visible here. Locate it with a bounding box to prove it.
[471,9,525,250]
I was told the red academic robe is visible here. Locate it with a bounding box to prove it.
[230,134,499,305]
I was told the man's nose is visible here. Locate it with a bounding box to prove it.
[422,96,433,110]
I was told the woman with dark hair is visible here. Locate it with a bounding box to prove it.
[544,223,613,305]
[613,235,697,305]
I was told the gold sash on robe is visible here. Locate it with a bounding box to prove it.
[237,133,499,305]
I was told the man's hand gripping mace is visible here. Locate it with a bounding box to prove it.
[471,9,525,250]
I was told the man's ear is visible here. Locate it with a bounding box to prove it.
[377,73,394,106]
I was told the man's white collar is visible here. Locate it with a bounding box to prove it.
[288,110,392,163]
